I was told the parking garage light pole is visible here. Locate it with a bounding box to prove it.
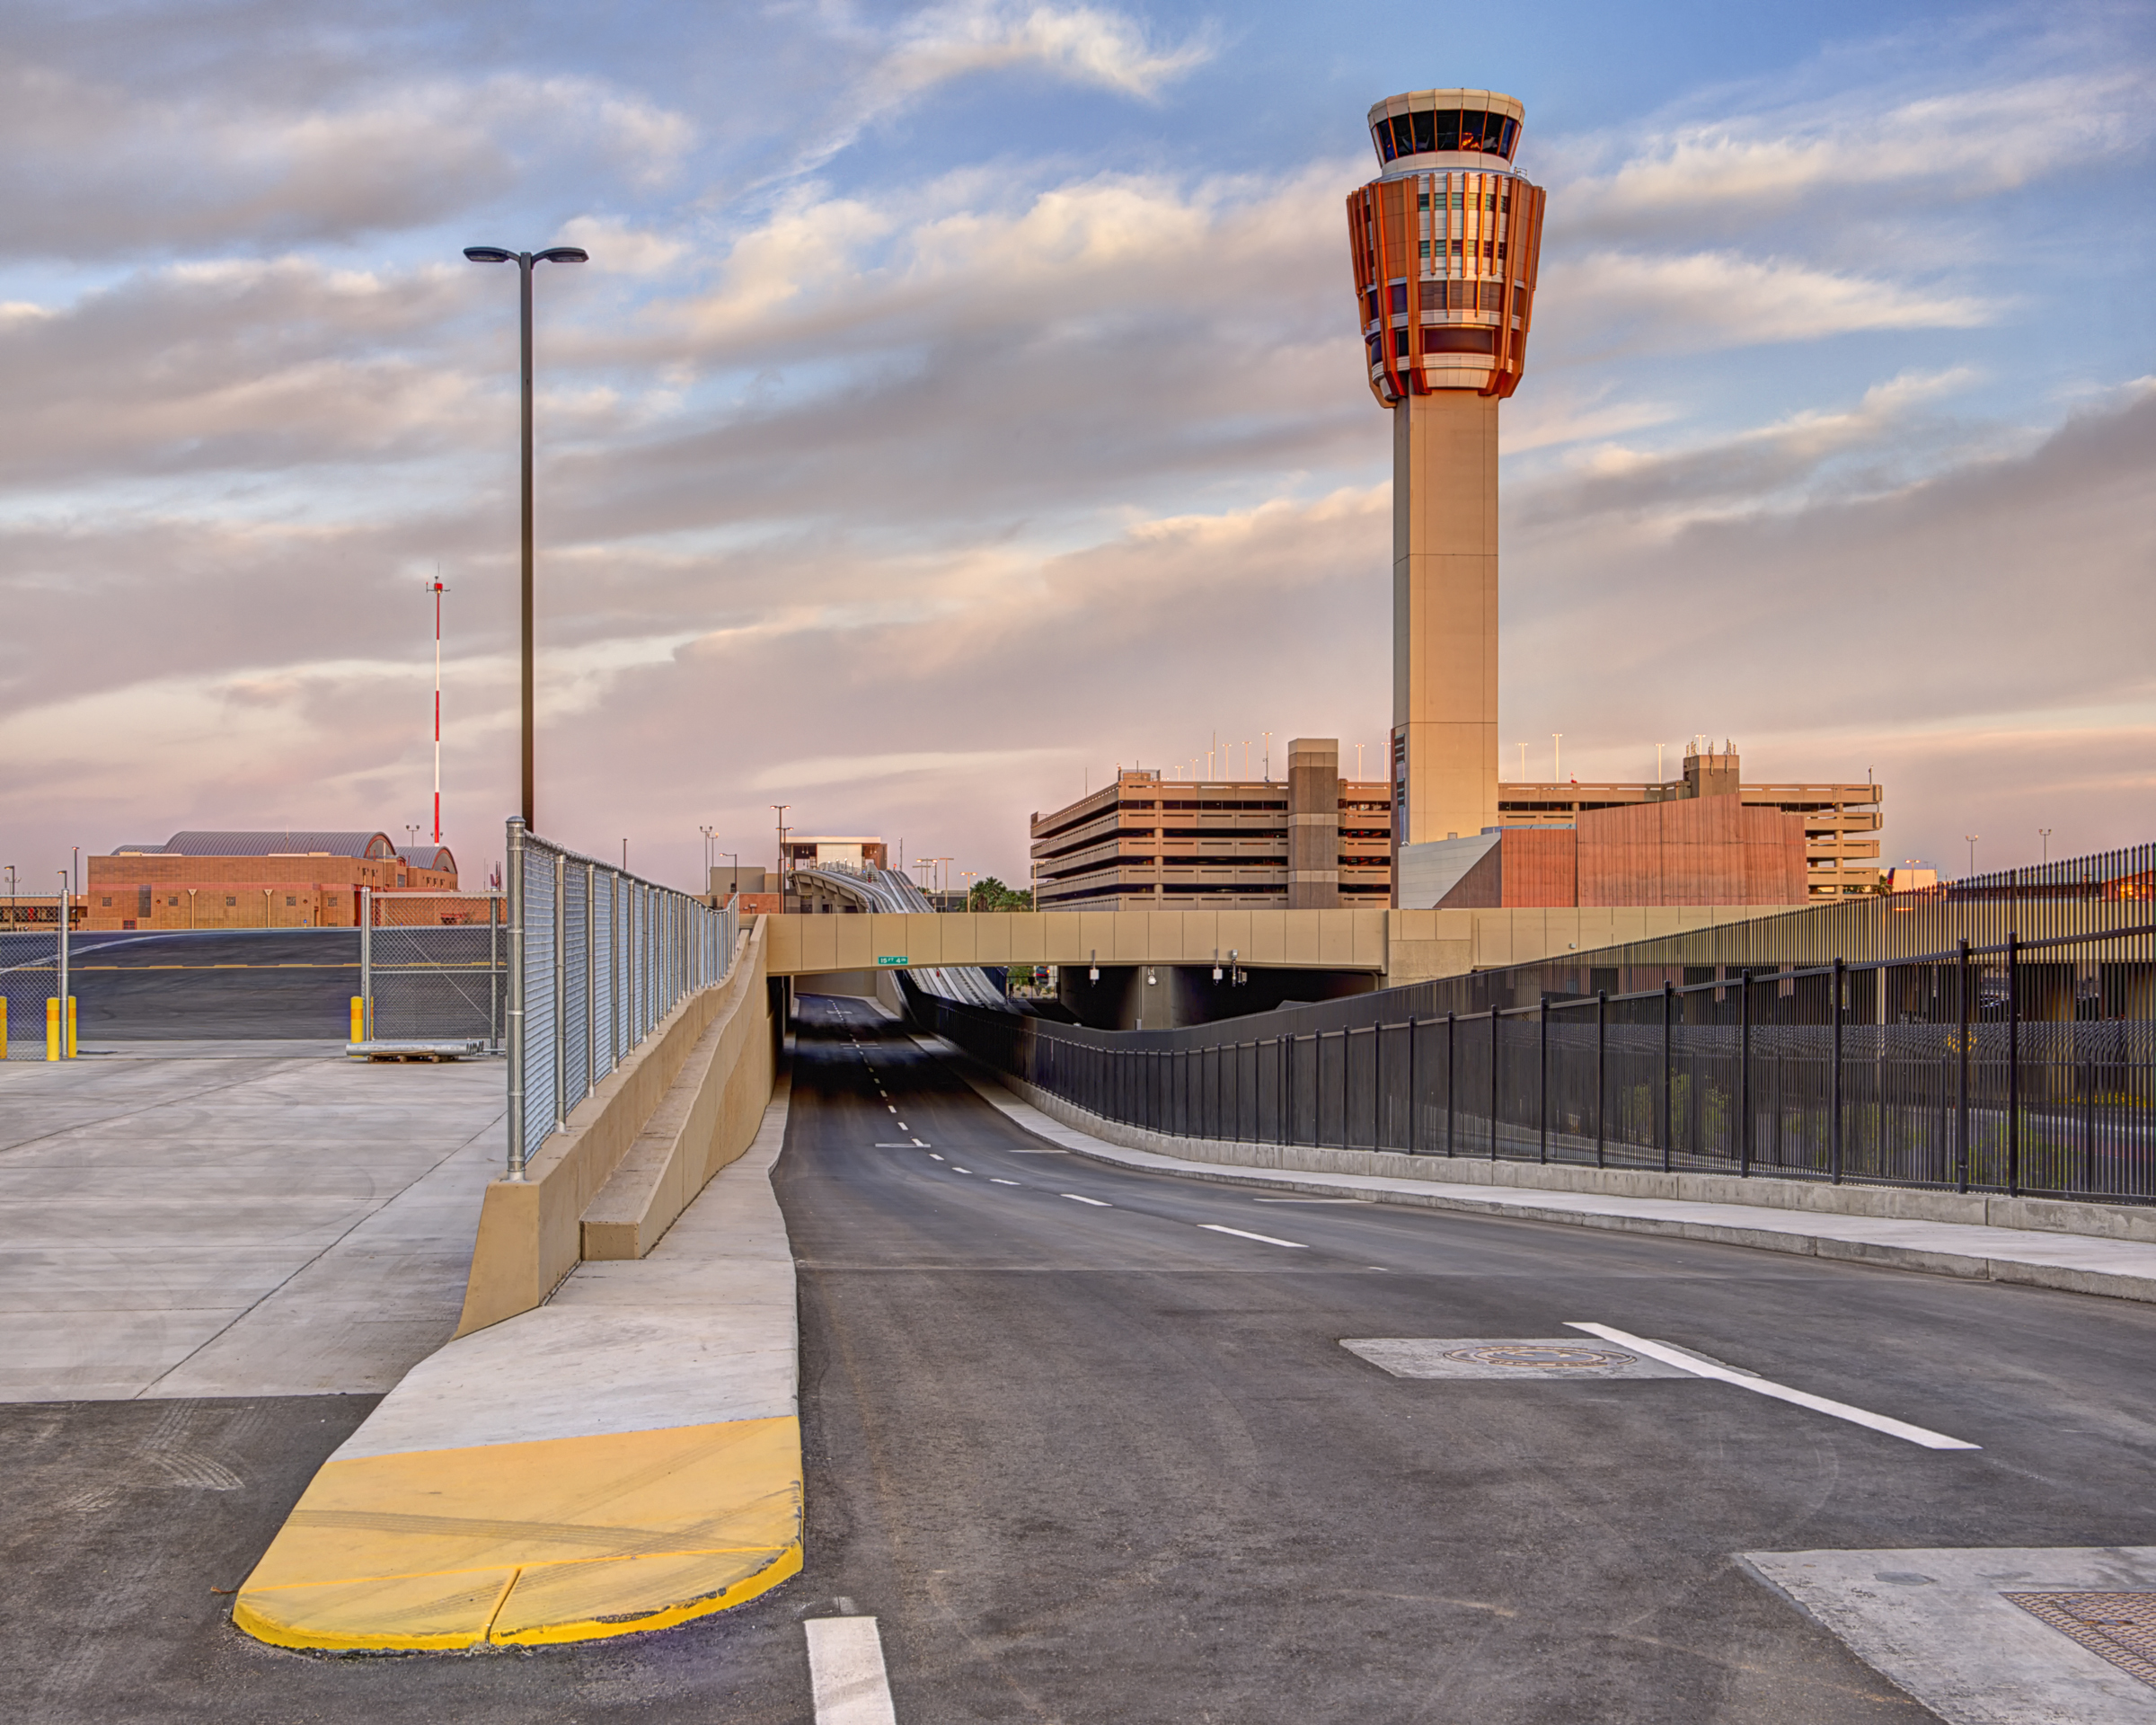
[462,243,589,832]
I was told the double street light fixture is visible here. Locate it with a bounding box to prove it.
[462,243,589,831]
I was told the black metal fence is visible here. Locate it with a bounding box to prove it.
[923,845,2156,1205]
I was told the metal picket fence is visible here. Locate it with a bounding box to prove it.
[925,844,2156,1206]
[506,819,741,1176]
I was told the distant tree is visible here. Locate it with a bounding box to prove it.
[967,876,1033,912]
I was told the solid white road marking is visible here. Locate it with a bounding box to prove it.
[991,1178,1021,1186]
[1564,1323,1980,1451]
[805,1614,898,1725]
[1200,1224,1308,1249]
[872,1143,918,1148]
[1061,1193,1111,1207]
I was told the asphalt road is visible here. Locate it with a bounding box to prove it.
[7,994,2156,1721]
[0,928,499,1042]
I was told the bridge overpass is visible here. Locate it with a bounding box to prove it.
[768,868,1798,989]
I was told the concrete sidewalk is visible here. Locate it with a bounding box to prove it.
[234,1076,801,1651]
[0,1048,504,1401]
[925,1039,2156,1308]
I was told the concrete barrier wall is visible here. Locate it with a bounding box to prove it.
[579,939,780,1261]
[455,918,773,1334]
[985,1061,2156,1245]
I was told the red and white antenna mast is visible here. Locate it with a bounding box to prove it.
[429,572,449,845]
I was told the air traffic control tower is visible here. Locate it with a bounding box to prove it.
[1348,90,1546,866]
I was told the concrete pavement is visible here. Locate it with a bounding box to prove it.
[0,1048,504,1401]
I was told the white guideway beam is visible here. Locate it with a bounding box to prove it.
[805,1615,898,1724]
[1566,1323,1979,1451]
[1200,1224,1308,1249]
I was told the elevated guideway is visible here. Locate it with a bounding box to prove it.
[785,864,1012,1011]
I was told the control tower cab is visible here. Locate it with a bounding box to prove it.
[1347,90,1547,861]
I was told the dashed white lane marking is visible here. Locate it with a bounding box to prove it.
[1061,1193,1111,1207]
[1564,1323,1980,1451]
[872,1143,918,1148]
[990,1178,1021,1186]
[886,1104,897,1112]
[805,1614,898,1724]
[952,1167,971,1174]
[928,1153,944,1161]
[1199,1224,1308,1249]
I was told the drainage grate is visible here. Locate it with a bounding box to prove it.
[1342,1338,1695,1380]
[2004,1592,2156,1690]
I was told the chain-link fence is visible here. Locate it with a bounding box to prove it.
[507,820,742,1176]
[1,895,73,1059]
[357,890,507,1048]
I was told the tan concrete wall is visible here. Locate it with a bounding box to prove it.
[579,932,779,1261]
[455,918,771,1334]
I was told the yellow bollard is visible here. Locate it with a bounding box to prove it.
[66,996,77,1059]
[46,996,59,1061]
[350,996,366,1044]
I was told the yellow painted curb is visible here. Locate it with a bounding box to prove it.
[234,1415,801,1650]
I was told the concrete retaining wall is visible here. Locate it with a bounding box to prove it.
[455,917,773,1334]
[991,1067,2156,1245]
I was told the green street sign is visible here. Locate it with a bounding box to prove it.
[876,955,908,967]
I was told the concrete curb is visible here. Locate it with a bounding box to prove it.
[234,1076,801,1652]
[920,1039,2156,1308]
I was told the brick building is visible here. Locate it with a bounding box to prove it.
[84,832,458,931]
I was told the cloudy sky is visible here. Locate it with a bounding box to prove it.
[1,0,2151,896]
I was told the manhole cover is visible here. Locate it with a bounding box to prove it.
[1341,1339,1698,1380]
[1444,1344,1629,1369]
[2004,1592,2156,1690]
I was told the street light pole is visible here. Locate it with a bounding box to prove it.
[773,806,791,904]
[2039,827,2053,866]
[1965,834,1980,878]
[462,243,589,833]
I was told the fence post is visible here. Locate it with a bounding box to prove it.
[358,887,372,1040]
[1954,937,1972,1192]
[489,888,500,1051]
[506,818,527,1180]
[1538,999,1550,1163]
[1595,990,1606,1169]
[1738,969,1752,1177]
[585,860,596,1100]
[553,853,568,1133]
[1489,1007,1500,1162]
[1661,981,1674,1173]
[1831,957,1845,1185]
[1374,1024,1383,1151]
[1406,1015,1418,1154]
[1446,1011,1456,1156]
[2007,930,2021,1197]
[1339,1031,1349,1150]
[55,883,70,1061]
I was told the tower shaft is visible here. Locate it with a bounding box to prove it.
[1393,390,1498,844]
[1346,89,1543,884]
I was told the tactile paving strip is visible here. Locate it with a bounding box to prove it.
[2003,1592,2156,1690]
